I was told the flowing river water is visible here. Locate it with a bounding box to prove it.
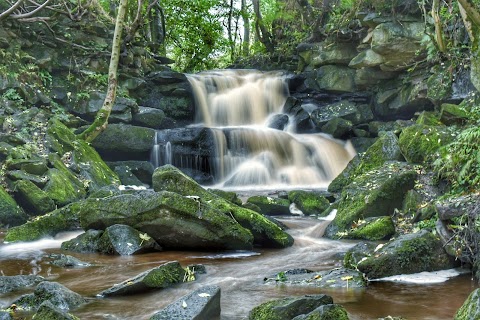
[0,216,475,319]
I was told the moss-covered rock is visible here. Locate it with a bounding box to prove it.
[0,185,27,227]
[78,190,253,250]
[152,165,294,248]
[292,304,350,320]
[97,224,161,255]
[249,294,334,320]
[440,103,469,125]
[46,119,120,191]
[0,275,44,294]
[208,188,242,206]
[455,288,480,320]
[345,216,395,241]
[246,195,291,215]
[398,124,454,164]
[287,191,330,216]
[328,131,404,193]
[265,268,366,289]
[32,301,79,320]
[98,261,186,297]
[325,162,416,239]
[4,203,80,242]
[61,229,103,253]
[13,179,56,215]
[415,111,442,125]
[357,230,456,279]
[343,242,376,270]
[90,123,155,155]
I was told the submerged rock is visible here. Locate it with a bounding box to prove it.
[98,261,186,297]
[248,294,335,320]
[149,285,221,320]
[265,268,366,289]
[0,275,44,294]
[48,254,91,268]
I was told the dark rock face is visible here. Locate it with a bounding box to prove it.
[98,261,186,297]
[0,275,44,294]
[97,224,161,255]
[149,285,221,320]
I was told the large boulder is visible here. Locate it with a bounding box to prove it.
[305,65,356,93]
[344,216,395,241]
[132,106,166,129]
[31,301,79,320]
[246,196,291,216]
[78,190,254,250]
[98,261,186,297]
[61,229,103,253]
[357,230,456,279]
[152,165,294,248]
[455,288,480,320]
[97,224,161,255]
[0,185,27,227]
[287,190,330,216]
[325,162,416,239]
[149,285,221,320]
[13,179,55,215]
[298,41,358,70]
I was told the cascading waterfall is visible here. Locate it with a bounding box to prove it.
[151,69,356,189]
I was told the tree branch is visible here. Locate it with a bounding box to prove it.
[0,0,25,21]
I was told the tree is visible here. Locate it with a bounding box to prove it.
[78,0,128,142]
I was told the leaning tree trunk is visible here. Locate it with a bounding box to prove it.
[457,0,480,92]
[79,0,128,143]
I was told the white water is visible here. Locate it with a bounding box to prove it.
[152,69,356,189]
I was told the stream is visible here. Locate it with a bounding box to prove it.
[0,216,475,319]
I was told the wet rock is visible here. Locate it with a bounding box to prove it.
[325,162,416,238]
[343,242,377,269]
[32,300,79,320]
[311,101,361,128]
[0,185,27,227]
[149,285,220,320]
[0,275,44,294]
[249,294,334,320]
[267,114,290,130]
[287,191,330,216]
[455,288,480,320]
[97,224,161,255]
[265,268,366,289]
[106,161,154,186]
[48,254,91,268]
[98,261,186,297]
[435,193,479,221]
[345,216,395,241]
[152,165,293,248]
[246,196,291,216]
[321,118,353,138]
[61,230,103,253]
[13,281,86,311]
[305,65,356,93]
[132,106,166,129]
[0,311,11,320]
[292,304,349,320]
[208,189,242,206]
[357,230,456,279]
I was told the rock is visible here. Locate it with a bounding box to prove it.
[111,165,148,187]
[5,159,48,175]
[106,161,154,185]
[357,230,456,279]
[132,106,166,129]
[149,285,221,320]
[249,294,334,320]
[98,261,186,297]
[61,230,103,253]
[329,132,404,193]
[48,254,91,268]
[78,190,253,250]
[0,311,12,320]
[32,301,79,319]
[398,124,454,164]
[349,49,385,69]
[13,281,86,311]
[267,114,289,130]
[321,118,353,138]
[415,111,442,125]
[0,185,27,227]
[4,204,81,242]
[246,196,291,216]
[90,123,155,158]
[345,216,395,241]
[435,194,480,221]
[13,180,56,215]
[152,165,294,248]
[325,162,416,239]
[0,275,44,294]
[208,189,242,206]
[440,103,469,125]
[287,191,330,216]
[46,119,120,191]
[343,242,377,269]
[354,67,396,89]
[265,268,366,289]
[292,304,350,320]
[455,288,480,320]
[97,224,161,255]
[305,65,356,93]
[71,91,137,123]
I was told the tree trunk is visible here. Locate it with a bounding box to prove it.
[432,0,446,52]
[252,0,275,53]
[457,0,480,92]
[78,0,128,143]
[241,0,250,56]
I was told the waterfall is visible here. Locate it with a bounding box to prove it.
[151,69,355,189]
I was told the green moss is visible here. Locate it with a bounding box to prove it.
[246,196,290,215]
[302,304,349,320]
[347,216,395,241]
[0,185,27,227]
[14,179,56,215]
[455,289,480,320]
[142,261,186,288]
[416,111,442,125]
[287,190,330,216]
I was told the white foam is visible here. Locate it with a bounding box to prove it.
[319,209,337,221]
[373,268,469,284]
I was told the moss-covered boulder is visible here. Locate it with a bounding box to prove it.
[325,162,416,239]
[455,288,480,320]
[13,281,86,311]
[97,224,161,255]
[61,230,103,253]
[440,103,469,125]
[305,65,356,93]
[329,131,404,193]
[46,119,120,191]
[13,180,56,215]
[78,190,253,250]
[246,196,291,215]
[98,261,186,297]
[345,216,395,241]
[287,191,330,216]
[343,242,376,270]
[398,124,454,164]
[357,230,456,279]
[249,295,335,320]
[32,301,79,320]
[0,275,44,294]
[0,185,27,227]
[415,111,442,125]
[152,165,294,248]
[292,304,350,320]
[4,203,80,242]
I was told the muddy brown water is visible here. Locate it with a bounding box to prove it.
[0,217,476,319]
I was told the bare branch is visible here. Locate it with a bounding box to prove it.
[0,0,25,22]
[11,0,50,19]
